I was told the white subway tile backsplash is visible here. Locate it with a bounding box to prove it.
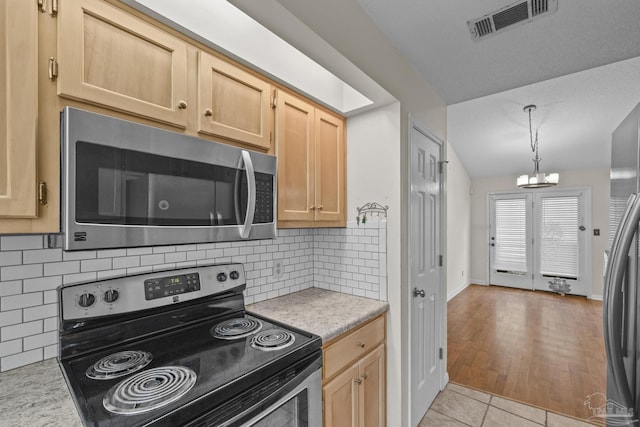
[0,235,43,251]
[0,280,22,297]
[43,290,57,304]
[0,251,22,266]
[22,249,62,264]
[1,264,43,281]
[43,343,58,360]
[63,250,97,261]
[23,331,57,351]
[0,310,22,328]
[0,223,387,373]
[63,272,97,285]
[140,254,165,266]
[1,319,42,341]
[44,317,58,333]
[113,256,140,269]
[44,260,80,276]
[23,276,61,293]
[1,348,42,372]
[0,338,22,358]
[1,293,43,311]
[23,304,57,322]
[81,258,113,272]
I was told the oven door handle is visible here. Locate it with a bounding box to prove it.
[240,150,256,239]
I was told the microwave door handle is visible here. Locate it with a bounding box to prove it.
[240,150,256,239]
[604,192,640,417]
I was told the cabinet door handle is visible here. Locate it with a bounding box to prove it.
[204,108,213,117]
[177,100,188,110]
[357,342,365,348]
[318,205,324,210]
[310,206,316,211]
[354,378,362,384]
[38,0,47,13]
[361,373,368,379]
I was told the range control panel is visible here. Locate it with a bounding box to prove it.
[60,264,245,320]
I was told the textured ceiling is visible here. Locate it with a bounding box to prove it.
[356,0,640,105]
[355,0,640,178]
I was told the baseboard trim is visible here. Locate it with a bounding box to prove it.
[589,294,603,301]
[447,282,471,301]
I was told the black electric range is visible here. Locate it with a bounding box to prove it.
[58,263,322,427]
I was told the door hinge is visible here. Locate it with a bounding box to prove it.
[270,90,277,109]
[438,255,443,267]
[438,160,449,174]
[439,348,443,360]
[50,0,58,16]
[38,182,47,205]
[48,57,58,81]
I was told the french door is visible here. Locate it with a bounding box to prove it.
[489,189,590,296]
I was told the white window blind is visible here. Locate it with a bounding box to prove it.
[539,196,579,278]
[494,198,527,273]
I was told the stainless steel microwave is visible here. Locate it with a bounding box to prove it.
[61,107,276,251]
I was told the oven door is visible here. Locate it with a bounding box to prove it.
[185,352,322,427]
[61,107,276,250]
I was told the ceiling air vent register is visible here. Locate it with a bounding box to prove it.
[467,0,558,40]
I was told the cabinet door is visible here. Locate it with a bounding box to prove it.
[314,110,346,224]
[198,51,273,150]
[57,0,188,128]
[0,0,37,217]
[276,91,315,222]
[360,344,386,427]
[324,363,360,427]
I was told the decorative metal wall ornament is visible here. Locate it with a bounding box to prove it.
[516,104,560,188]
[356,202,388,226]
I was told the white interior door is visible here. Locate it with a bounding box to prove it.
[409,120,443,427]
[489,189,590,296]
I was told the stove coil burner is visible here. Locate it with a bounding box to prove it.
[212,317,263,340]
[86,350,153,380]
[103,366,197,415]
[250,329,295,351]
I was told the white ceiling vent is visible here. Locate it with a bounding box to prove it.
[467,0,558,40]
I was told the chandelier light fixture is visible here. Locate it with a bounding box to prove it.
[516,104,559,188]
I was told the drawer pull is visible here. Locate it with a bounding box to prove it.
[354,378,362,385]
[362,373,368,379]
[357,342,365,348]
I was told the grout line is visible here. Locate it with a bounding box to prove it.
[429,408,476,427]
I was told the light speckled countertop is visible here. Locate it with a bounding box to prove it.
[0,357,82,427]
[248,288,389,343]
[0,288,387,426]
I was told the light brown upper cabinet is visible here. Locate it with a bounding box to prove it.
[276,91,346,228]
[0,0,38,219]
[57,0,189,128]
[197,51,274,150]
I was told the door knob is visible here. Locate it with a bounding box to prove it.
[413,288,425,298]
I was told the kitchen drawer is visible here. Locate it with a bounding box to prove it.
[323,315,385,381]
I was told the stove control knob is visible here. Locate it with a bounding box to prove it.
[103,289,119,304]
[229,270,240,280]
[217,272,227,282]
[77,292,96,308]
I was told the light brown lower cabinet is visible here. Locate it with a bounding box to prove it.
[323,315,386,427]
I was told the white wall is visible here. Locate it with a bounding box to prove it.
[470,168,610,298]
[255,2,448,424]
[445,143,472,300]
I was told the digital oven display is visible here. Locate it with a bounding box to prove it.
[144,273,201,300]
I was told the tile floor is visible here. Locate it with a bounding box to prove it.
[420,383,600,427]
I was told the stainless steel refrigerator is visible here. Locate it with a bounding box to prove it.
[605,102,640,426]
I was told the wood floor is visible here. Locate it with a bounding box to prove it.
[447,284,605,420]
